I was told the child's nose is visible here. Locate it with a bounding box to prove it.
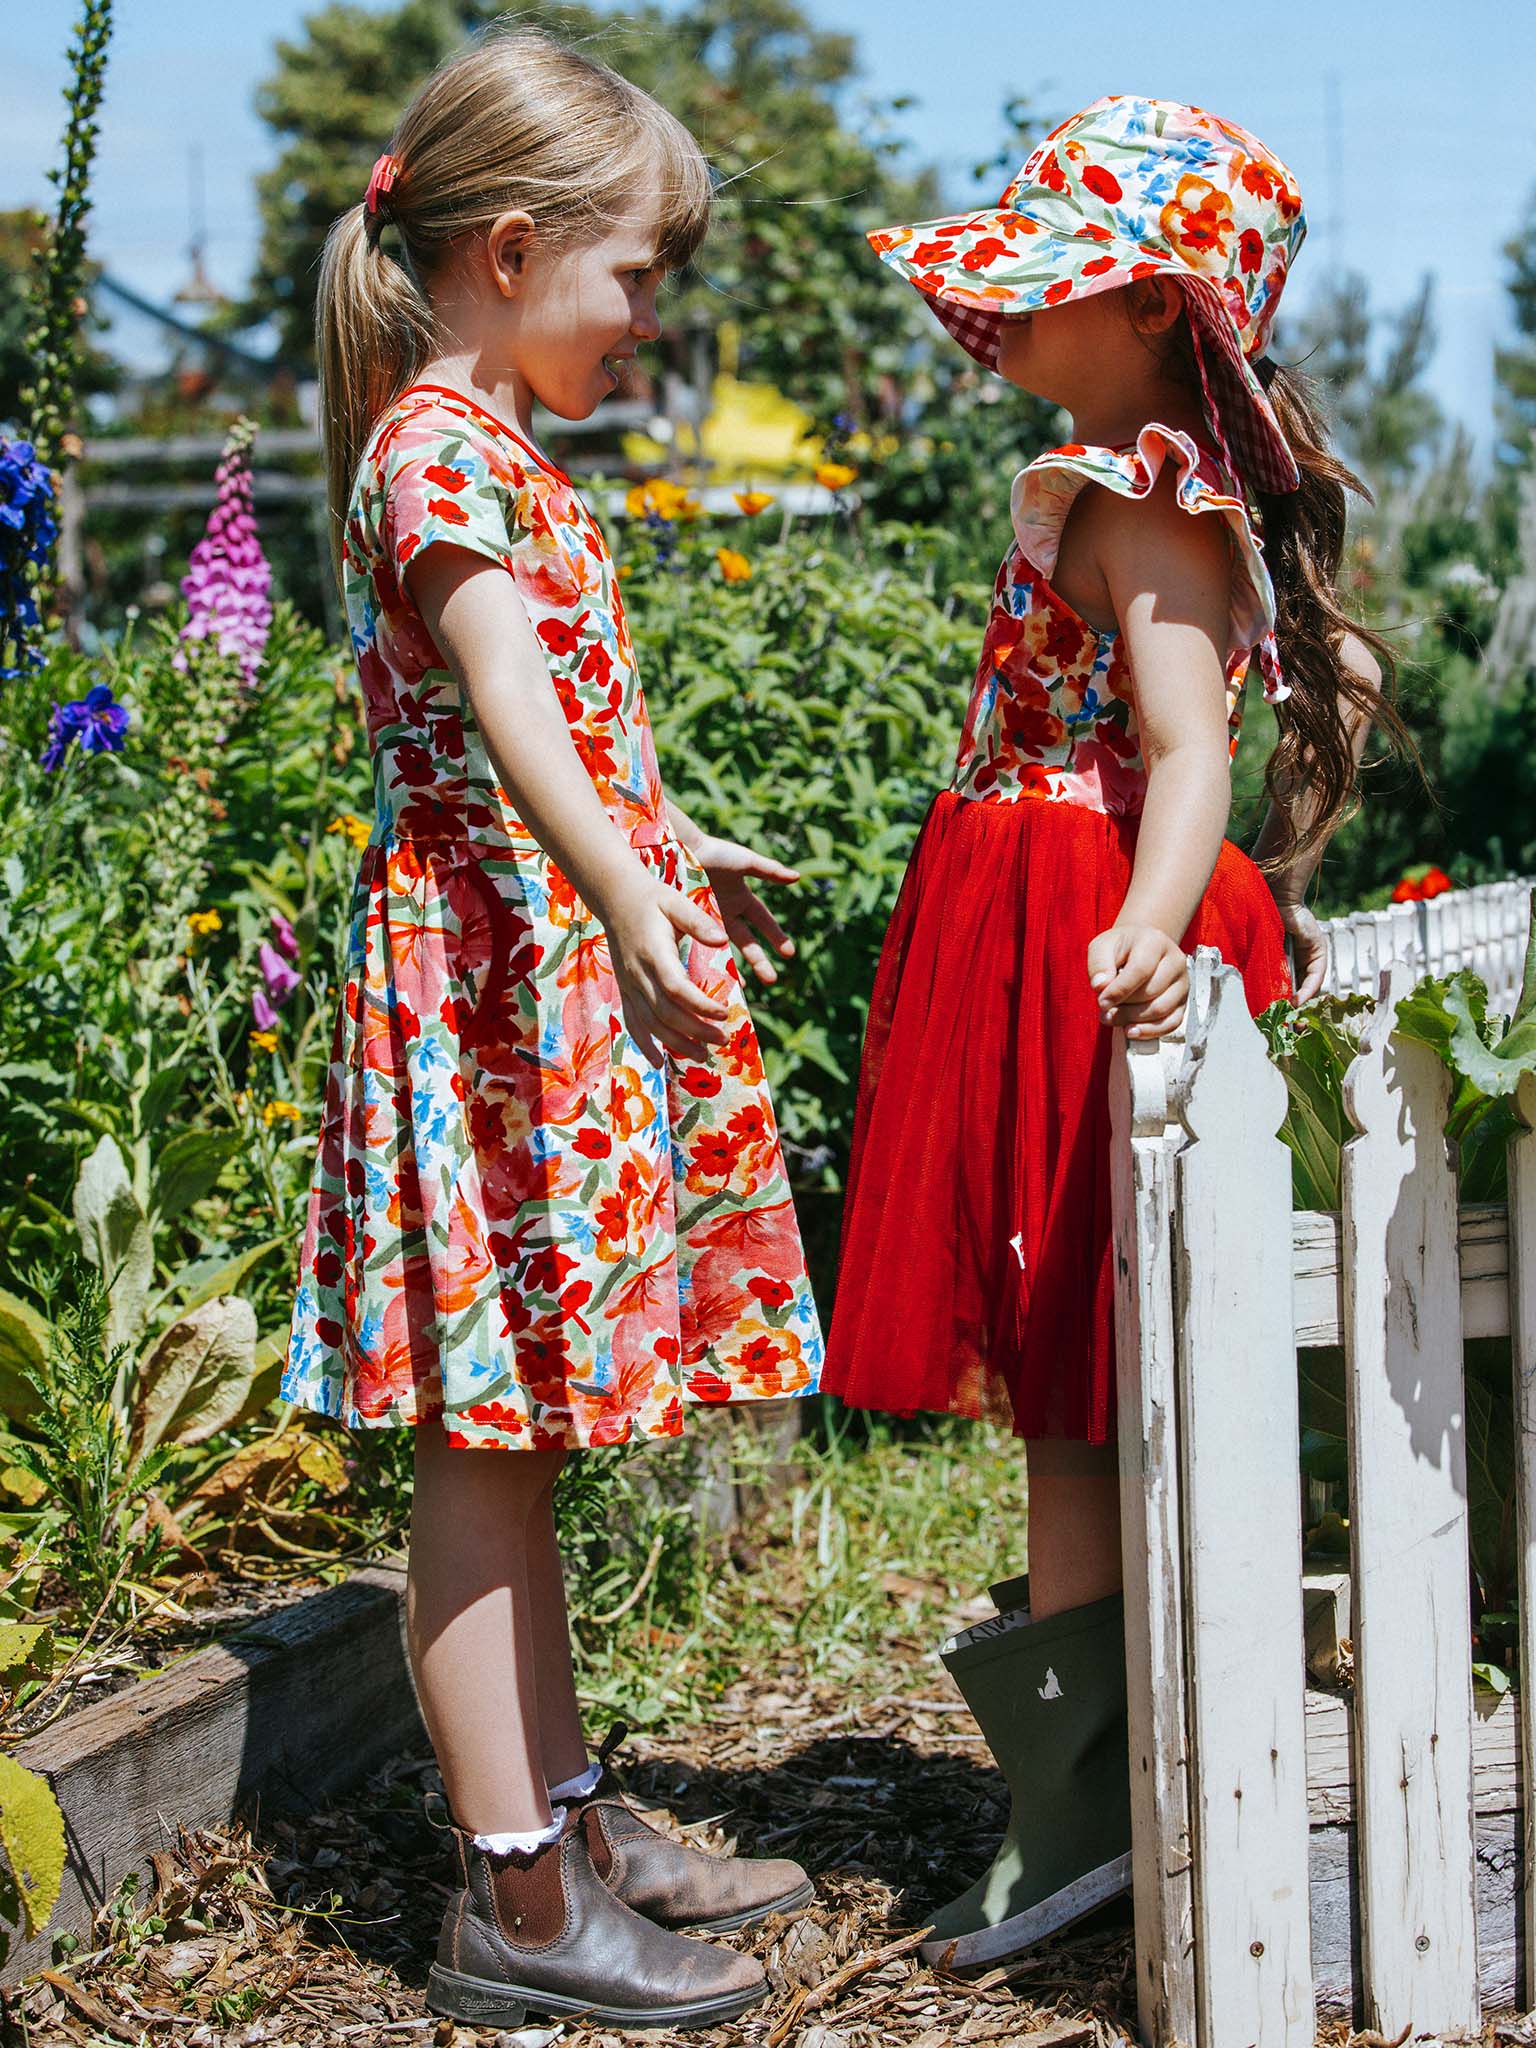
[631,298,662,342]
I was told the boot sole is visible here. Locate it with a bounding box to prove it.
[684,1875,816,1933]
[425,1961,768,2031]
[919,1851,1133,1969]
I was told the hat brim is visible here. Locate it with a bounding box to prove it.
[869,210,1300,495]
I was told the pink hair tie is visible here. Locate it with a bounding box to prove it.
[365,153,401,216]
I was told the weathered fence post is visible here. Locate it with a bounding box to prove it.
[1111,1028,1197,2048]
[1171,954,1313,2047]
[1511,1071,1536,1998]
[1341,965,1480,2038]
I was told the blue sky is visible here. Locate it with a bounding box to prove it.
[9,0,1533,447]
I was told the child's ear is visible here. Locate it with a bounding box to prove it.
[487,210,537,298]
[1126,275,1184,336]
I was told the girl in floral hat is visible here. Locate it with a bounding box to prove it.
[282,25,819,2032]
[823,95,1411,1962]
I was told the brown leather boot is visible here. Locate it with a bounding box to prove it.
[426,1807,767,2031]
[576,1726,814,1934]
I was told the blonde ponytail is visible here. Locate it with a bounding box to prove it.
[316,203,437,582]
[314,26,711,587]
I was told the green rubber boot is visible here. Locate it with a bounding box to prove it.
[921,1592,1132,1968]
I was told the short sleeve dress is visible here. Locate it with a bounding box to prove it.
[281,384,823,1451]
[821,424,1292,1444]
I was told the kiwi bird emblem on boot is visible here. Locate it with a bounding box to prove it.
[576,1724,815,1934]
[921,1594,1132,1968]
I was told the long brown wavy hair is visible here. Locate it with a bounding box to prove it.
[1139,293,1418,870]
[315,26,711,585]
[1248,357,1417,870]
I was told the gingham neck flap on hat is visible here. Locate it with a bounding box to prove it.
[868,95,1307,496]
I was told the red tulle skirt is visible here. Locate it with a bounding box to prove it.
[822,791,1292,1443]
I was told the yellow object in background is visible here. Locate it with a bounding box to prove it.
[623,373,815,482]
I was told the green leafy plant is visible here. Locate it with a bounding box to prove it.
[20,0,113,470]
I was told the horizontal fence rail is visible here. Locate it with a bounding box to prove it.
[1318,878,1531,1011]
[1110,945,1536,2047]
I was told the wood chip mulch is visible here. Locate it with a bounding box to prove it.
[2,1667,1140,2048]
[4,1669,1526,2048]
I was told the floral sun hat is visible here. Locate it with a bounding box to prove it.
[868,95,1307,494]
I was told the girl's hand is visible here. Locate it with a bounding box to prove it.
[1276,899,1329,1002]
[691,833,800,986]
[601,872,731,1066]
[1087,924,1190,1039]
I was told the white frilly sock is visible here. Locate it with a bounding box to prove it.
[471,1804,566,1857]
[547,1758,603,1803]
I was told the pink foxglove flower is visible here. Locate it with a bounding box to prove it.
[178,417,272,689]
[270,910,299,961]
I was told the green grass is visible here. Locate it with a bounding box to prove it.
[562,1406,1029,1728]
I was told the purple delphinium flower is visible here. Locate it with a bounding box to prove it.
[40,681,130,771]
[258,940,300,1005]
[1,438,59,680]
[178,418,272,689]
[270,910,298,961]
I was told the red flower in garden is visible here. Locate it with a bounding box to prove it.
[1081,164,1123,202]
[1391,865,1453,903]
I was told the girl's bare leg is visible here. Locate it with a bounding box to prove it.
[524,1456,591,1789]
[1024,1437,1122,1619]
[406,1420,569,1833]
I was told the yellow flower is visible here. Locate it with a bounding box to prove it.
[815,462,857,491]
[262,1099,302,1127]
[625,478,701,523]
[187,909,222,938]
[716,548,752,584]
[249,1029,279,1054]
[733,491,775,516]
[326,813,371,853]
[617,564,633,579]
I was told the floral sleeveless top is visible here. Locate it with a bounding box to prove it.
[953,423,1280,817]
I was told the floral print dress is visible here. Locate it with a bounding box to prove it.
[282,385,823,1451]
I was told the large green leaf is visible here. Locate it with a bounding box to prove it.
[151,1130,242,1225]
[0,1751,65,1946]
[72,1133,153,1351]
[130,1295,260,1460]
[0,1289,47,1426]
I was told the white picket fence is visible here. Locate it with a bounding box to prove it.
[1317,877,1531,1012]
[1108,897,1536,2046]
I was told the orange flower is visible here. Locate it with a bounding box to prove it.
[716,547,751,583]
[733,491,775,516]
[815,462,857,491]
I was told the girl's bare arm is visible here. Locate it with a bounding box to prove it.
[1081,476,1238,1036]
[407,544,729,1064]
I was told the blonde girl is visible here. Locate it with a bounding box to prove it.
[282,27,819,2031]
